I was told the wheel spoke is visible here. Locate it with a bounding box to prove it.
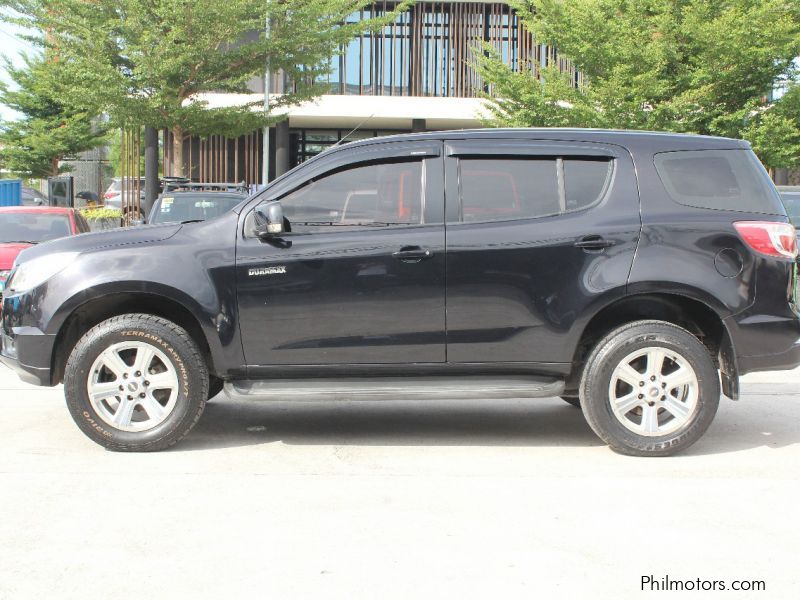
[616,363,643,388]
[98,348,128,378]
[147,371,178,391]
[613,391,641,415]
[89,381,121,403]
[641,404,660,434]
[133,345,156,375]
[645,349,666,379]
[112,398,137,427]
[139,393,166,422]
[663,396,691,420]
[662,367,695,392]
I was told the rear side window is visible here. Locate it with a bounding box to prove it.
[460,159,560,222]
[459,157,612,223]
[654,149,783,214]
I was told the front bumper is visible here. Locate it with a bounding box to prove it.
[0,325,55,386]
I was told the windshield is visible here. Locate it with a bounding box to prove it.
[150,193,244,224]
[780,193,800,227]
[0,213,72,243]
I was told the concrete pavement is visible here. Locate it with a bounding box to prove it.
[0,363,798,599]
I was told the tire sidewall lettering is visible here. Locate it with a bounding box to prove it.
[119,330,190,395]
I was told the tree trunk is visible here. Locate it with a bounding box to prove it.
[51,157,60,178]
[171,126,185,177]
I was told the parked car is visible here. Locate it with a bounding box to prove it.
[0,207,89,295]
[147,182,248,225]
[2,129,798,456]
[21,187,48,206]
[103,177,146,218]
[777,186,800,230]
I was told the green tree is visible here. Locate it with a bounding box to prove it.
[6,0,407,176]
[0,53,106,178]
[743,84,800,170]
[477,0,800,168]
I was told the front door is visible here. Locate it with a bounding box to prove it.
[237,142,446,366]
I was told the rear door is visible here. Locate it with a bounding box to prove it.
[443,139,641,364]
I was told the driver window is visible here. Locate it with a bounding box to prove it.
[280,160,425,233]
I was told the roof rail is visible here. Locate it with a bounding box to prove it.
[162,180,249,193]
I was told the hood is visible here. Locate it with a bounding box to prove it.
[0,243,33,270]
[14,223,183,266]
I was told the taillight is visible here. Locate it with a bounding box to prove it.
[734,221,798,259]
[104,192,115,199]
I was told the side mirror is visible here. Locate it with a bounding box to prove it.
[254,201,285,238]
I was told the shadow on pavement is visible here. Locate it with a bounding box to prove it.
[175,386,800,455]
[177,397,604,451]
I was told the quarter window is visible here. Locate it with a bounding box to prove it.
[279,160,426,233]
[654,149,783,214]
[459,157,612,223]
[564,159,613,212]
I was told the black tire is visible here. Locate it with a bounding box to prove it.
[560,396,581,408]
[208,376,224,400]
[579,320,719,457]
[64,314,208,452]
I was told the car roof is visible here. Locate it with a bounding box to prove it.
[0,206,75,215]
[331,127,748,151]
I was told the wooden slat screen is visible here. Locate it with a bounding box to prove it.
[306,2,581,98]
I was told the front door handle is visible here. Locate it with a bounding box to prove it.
[393,246,433,263]
[574,235,615,252]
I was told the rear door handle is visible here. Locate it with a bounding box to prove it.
[393,246,433,263]
[574,235,615,252]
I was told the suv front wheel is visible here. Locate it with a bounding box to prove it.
[579,320,720,456]
[64,314,208,451]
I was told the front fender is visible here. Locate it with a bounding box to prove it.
[33,217,242,377]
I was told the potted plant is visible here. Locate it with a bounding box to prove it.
[80,207,123,231]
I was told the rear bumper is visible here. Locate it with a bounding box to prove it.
[737,339,800,375]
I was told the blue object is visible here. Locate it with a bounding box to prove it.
[0,179,22,207]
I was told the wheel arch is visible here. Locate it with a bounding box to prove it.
[51,289,217,385]
[570,291,738,399]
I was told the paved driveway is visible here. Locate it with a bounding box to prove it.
[1,363,798,599]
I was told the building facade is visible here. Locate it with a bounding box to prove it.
[164,1,581,185]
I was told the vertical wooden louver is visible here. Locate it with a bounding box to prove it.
[320,2,577,99]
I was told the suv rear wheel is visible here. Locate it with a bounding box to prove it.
[64,314,208,451]
[579,320,719,456]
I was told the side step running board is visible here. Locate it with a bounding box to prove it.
[224,376,564,402]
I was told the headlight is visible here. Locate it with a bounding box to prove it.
[6,252,80,294]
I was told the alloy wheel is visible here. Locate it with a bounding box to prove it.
[86,341,180,432]
[607,346,699,437]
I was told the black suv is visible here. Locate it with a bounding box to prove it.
[2,129,798,456]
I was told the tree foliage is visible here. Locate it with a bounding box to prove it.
[477,0,800,168]
[5,0,407,174]
[0,52,106,178]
